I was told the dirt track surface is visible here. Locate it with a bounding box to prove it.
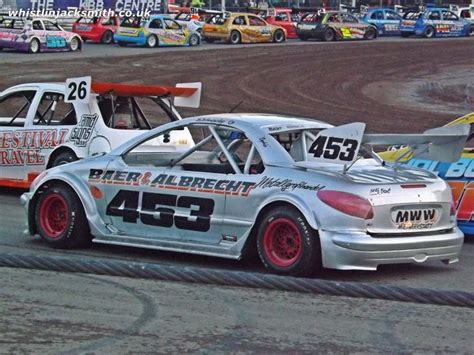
[2,38,474,132]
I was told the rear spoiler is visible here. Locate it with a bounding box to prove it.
[295,123,469,170]
[91,82,202,108]
[364,124,470,163]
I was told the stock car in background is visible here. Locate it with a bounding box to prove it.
[449,4,474,35]
[399,7,470,38]
[202,12,286,44]
[379,113,474,235]
[261,8,298,39]
[72,16,120,44]
[0,17,82,53]
[22,114,468,276]
[360,8,402,36]
[114,15,201,47]
[172,11,205,34]
[296,11,378,41]
[0,78,201,188]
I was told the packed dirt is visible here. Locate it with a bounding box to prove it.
[2,39,474,133]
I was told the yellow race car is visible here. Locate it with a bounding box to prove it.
[379,112,474,235]
[202,12,287,44]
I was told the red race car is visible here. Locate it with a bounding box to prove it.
[263,8,298,39]
[72,16,120,44]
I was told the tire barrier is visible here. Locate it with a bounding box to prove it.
[0,252,473,308]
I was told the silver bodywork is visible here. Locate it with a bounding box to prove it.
[22,114,466,270]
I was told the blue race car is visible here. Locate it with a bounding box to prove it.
[400,7,470,38]
[360,8,402,36]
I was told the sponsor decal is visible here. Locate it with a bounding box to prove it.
[0,129,68,166]
[369,187,391,196]
[68,113,98,147]
[256,176,325,192]
[88,169,257,196]
[392,207,438,229]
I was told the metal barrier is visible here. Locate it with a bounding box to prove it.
[0,252,473,308]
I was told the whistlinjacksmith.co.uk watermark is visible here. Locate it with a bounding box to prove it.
[8,8,151,18]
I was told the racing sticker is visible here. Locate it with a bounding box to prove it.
[89,169,257,196]
[256,176,325,192]
[46,36,67,48]
[106,190,215,232]
[69,114,98,147]
[392,207,439,230]
[0,129,68,166]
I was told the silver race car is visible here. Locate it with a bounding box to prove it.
[22,114,469,276]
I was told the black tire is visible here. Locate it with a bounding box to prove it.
[70,37,80,51]
[146,34,158,48]
[35,185,91,249]
[273,29,285,43]
[101,30,114,44]
[29,38,40,54]
[323,28,335,42]
[364,27,377,40]
[118,41,127,47]
[469,25,474,37]
[189,33,200,46]
[298,35,309,41]
[423,26,435,38]
[229,30,241,44]
[401,32,410,38]
[256,207,321,277]
[50,151,78,167]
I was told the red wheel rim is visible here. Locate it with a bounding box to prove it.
[39,193,69,239]
[263,218,302,268]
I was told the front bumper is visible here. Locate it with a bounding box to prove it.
[20,192,35,235]
[320,227,464,270]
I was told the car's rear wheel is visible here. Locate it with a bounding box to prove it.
[257,207,321,276]
[29,38,40,54]
[117,41,127,47]
[70,37,80,51]
[50,151,78,167]
[101,30,114,44]
[423,26,435,38]
[469,25,474,36]
[364,27,376,40]
[189,33,200,46]
[229,30,241,44]
[323,28,335,42]
[273,29,285,43]
[146,34,158,48]
[35,185,91,249]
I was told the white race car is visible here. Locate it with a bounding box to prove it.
[0,77,201,188]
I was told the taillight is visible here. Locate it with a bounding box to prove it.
[317,190,374,220]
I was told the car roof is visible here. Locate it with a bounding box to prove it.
[0,83,66,96]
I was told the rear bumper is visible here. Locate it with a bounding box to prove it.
[320,227,464,270]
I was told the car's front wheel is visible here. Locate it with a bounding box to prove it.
[189,33,200,46]
[35,185,91,249]
[364,27,377,40]
[257,206,321,276]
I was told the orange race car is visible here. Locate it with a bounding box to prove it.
[202,12,286,44]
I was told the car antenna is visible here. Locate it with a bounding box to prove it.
[229,100,243,113]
